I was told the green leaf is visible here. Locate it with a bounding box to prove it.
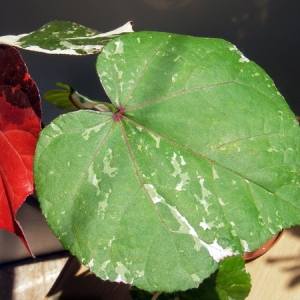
[44,82,115,111]
[34,31,300,293]
[44,82,78,110]
[0,21,133,55]
[181,256,251,300]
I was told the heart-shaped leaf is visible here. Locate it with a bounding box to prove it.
[34,32,300,292]
[0,21,133,55]
[0,45,42,255]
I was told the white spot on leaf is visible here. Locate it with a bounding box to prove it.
[167,204,198,237]
[135,270,144,278]
[175,172,190,191]
[171,153,190,191]
[86,259,94,268]
[199,218,214,230]
[174,55,181,62]
[144,184,164,204]
[202,239,233,262]
[241,239,250,252]
[97,189,111,217]
[114,40,124,54]
[100,260,110,271]
[218,198,225,206]
[267,147,279,153]
[115,262,130,283]
[82,123,106,141]
[103,149,118,177]
[212,167,219,179]
[149,132,161,148]
[180,156,186,166]
[114,64,123,79]
[50,123,63,137]
[198,177,212,199]
[88,164,101,196]
[201,199,211,214]
[194,194,212,215]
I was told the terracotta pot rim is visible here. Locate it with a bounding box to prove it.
[243,230,284,262]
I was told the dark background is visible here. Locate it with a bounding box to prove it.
[1,0,299,124]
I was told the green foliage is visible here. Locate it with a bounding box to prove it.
[34,31,300,294]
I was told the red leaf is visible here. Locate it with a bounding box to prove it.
[0,45,42,256]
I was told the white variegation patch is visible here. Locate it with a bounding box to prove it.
[171,152,190,191]
[103,148,118,177]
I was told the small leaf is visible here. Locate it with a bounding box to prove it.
[44,82,115,111]
[0,21,134,55]
[0,45,42,255]
[44,82,77,111]
[180,256,251,300]
[34,32,300,292]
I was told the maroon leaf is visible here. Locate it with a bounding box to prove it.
[0,45,41,118]
[0,45,42,256]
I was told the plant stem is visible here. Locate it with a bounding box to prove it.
[151,292,162,300]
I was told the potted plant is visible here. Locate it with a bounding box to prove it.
[0,21,299,299]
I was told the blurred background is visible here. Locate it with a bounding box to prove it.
[1,0,299,124]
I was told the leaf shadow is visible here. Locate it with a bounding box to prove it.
[266,226,300,289]
[0,261,14,300]
[47,256,132,300]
